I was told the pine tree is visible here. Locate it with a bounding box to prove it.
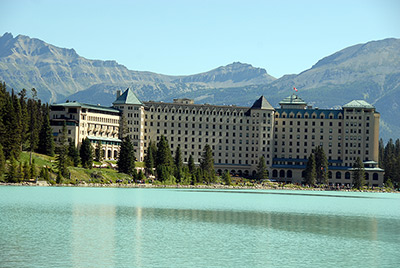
[0,144,5,176]
[315,146,329,185]
[56,121,69,177]
[378,138,384,168]
[256,156,268,181]
[188,154,195,174]
[30,159,36,180]
[352,157,365,189]
[18,89,29,150]
[222,170,232,185]
[200,144,215,184]
[17,161,23,183]
[174,145,183,183]
[144,141,155,175]
[95,141,104,162]
[155,135,173,181]
[68,141,80,167]
[27,96,41,163]
[12,91,23,152]
[6,156,18,183]
[40,167,49,181]
[3,92,21,159]
[304,153,316,186]
[38,110,55,156]
[117,136,135,175]
[80,137,93,169]
[23,161,30,181]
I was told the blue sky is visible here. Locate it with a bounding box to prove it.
[1,0,399,78]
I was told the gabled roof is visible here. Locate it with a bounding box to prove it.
[251,96,274,110]
[113,88,143,105]
[342,100,374,109]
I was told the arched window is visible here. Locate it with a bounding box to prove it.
[272,170,278,177]
[328,171,332,179]
[365,173,369,180]
[373,173,379,180]
[280,170,285,177]
[230,170,236,175]
[287,170,292,178]
[301,170,306,178]
[345,172,350,180]
[336,172,341,179]
[252,170,257,177]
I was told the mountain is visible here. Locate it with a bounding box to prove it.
[0,33,275,103]
[0,33,399,141]
[171,38,400,141]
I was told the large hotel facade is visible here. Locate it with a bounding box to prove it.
[50,88,384,186]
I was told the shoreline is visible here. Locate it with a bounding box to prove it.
[0,182,397,193]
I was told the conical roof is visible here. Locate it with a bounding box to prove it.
[113,88,143,105]
[251,96,274,110]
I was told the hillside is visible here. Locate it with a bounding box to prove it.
[0,33,399,140]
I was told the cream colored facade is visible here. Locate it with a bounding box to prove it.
[51,88,384,187]
[50,102,121,160]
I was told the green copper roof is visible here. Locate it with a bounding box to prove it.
[342,100,374,109]
[51,102,120,113]
[113,88,143,105]
[251,96,274,110]
[279,94,307,105]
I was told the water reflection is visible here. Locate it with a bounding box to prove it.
[115,205,400,244]
[71,204,116,267]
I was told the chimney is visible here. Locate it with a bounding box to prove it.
[116,90,121,98]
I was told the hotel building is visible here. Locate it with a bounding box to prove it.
[50,88,384,186]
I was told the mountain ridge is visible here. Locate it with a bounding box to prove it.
[0,32,399,141]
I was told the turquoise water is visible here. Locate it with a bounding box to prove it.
[0,187,399,267]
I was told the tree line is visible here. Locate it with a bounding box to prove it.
[379,138,400,188]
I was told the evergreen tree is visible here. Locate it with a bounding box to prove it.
[68,141,80,167]
[6,156,18,183]
[144,141,155,175]
[2,92,21,159]
[56,121,69,177]
[17,161,23,183]
[0,144,5,176]
[23,161,30,181]
[188,154,195,174]
[352,157,365,189]
[95,141,104,162]
[304,153,317,186]
[378,138,384,168]
[0,82,6,146]
[30,159,36,180]
[56,171,63,184]
[38,110,55,156]
[40,167,50,181]
[256,156,268,181]
[80,137,93,169]
[200,144,215,184]
[155,135,173,181]
[12,91,23,152]
[174,145,183,183]
[27,96,41,163]
[222,170,232,185]
[315,146,329,184]
[18,89,29,150]
[117,136,135,175]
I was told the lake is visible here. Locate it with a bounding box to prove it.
[0,186,399,267]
